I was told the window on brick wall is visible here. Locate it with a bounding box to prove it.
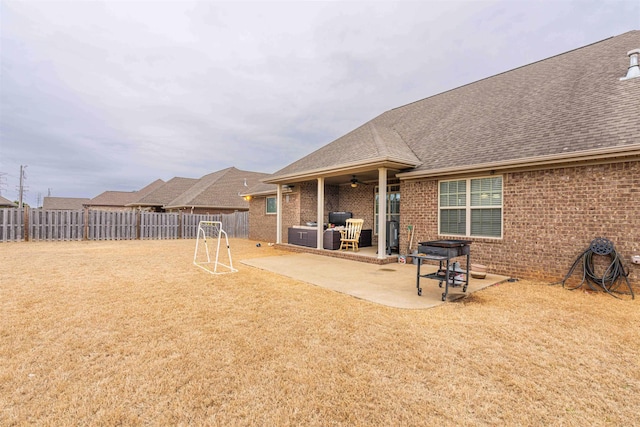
[266,196,277,214]
[439,176,502,238]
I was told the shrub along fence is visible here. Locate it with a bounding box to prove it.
[0,208,249,242]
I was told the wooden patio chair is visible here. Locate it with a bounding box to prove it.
[339,219,364,251]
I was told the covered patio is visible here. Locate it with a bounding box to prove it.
[241,252,509,309]
[262,129,423,260]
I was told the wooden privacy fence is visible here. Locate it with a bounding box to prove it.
[0,208,24,242]
[140,212,179,240]
[0,209,249,242]
[30,209,85,241]
[88,210,137,241]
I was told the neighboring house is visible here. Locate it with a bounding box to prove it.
[0,195,16,207]
[129,167,269,214]
[126,177,199,212]
[42,197,91,210]
[247,31,640,284]
[86,179,165,211]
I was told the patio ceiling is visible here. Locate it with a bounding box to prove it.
[287,167,402,186]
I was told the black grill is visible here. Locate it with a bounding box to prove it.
[418,239,471,258]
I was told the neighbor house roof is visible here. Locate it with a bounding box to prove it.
[0,195,16,207]
[267,30,640,182]
[241,181,279,197]
[88,191,140,207]
[128,177,199,208]
[87,179,165,207]
[164,167,271,210]
[42,197,90,210]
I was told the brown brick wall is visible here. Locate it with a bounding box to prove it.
[339,184,377,244]
[298,181,317,225]
[248,195,277,242]
[281,191,300,243]
[254,181,381,244]
[248,191,302,243]
[400,161,640,286]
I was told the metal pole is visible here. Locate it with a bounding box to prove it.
[18,165,27,209]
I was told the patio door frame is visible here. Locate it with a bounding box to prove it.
[374,182,400,236]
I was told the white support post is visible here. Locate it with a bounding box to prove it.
[276,184,282,244]
[316,177,324,249]
[377,167,387,259]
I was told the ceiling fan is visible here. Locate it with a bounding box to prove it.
[350,175,367,188]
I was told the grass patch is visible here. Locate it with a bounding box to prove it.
[1,239,639,425]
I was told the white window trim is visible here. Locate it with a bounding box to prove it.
[438,175,503,239]
[266,196,277,215]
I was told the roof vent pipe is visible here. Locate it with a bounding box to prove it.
[620,49,640,80]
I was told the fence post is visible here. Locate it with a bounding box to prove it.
[136,210,141,240]
[84,207,89,240]
[24,208,29,242]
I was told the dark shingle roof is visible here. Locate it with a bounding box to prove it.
[164,167,271,209]
[130,177,199,207]
[42,197,90,210]
[88,191,140,206]
[0,195,17,207]
[270,31,640,180]
[88,179,165,207]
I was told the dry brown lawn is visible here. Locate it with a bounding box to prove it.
[1,239,639,426]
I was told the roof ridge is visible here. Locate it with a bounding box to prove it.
[369,122,388,157]
[389,32,628,112]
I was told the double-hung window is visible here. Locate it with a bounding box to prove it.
[439,176,502,238]
[266,196,277,214]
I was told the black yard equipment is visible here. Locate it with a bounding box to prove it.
[554,237,633,299]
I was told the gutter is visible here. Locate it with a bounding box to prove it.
[263,156,421,184]
[163,204,248,211]
[239,189,279,197]
[397,144,640,179]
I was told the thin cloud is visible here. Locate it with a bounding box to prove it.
[1,0,638,203]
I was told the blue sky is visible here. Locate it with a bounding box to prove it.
[1,0,638,205]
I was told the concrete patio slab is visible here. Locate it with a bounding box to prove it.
[240,253,509,309]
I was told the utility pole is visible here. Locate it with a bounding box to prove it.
[0,171,6,196]
[18,165,27,208]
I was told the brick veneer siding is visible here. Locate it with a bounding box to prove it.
[400,160,639,288]
[257,180,380,244]
[248,195,277,242]
[248,191,302,243]
[339,184,377,244]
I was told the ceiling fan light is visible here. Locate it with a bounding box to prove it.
[351,182,358,188]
